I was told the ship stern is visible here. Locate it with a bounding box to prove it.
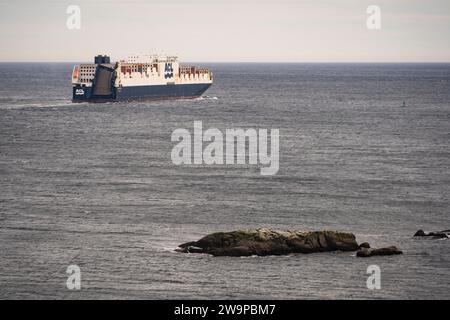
[72,86,93,102]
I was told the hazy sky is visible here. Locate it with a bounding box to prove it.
[1,0,449,62]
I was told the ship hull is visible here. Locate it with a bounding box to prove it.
[72,83,212,102]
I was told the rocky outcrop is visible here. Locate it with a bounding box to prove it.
[414,229,449,239]
[176,228,360,257]
[356,246,403,258]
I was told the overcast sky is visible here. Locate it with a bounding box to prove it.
[0,0,449,62]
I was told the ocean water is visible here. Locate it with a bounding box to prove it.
[0,63,449,299]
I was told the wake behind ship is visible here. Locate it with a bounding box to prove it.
[72,55,213,102]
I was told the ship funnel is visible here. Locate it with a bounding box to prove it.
[94,55,110,64]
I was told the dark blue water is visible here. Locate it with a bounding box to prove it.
[0,63,449,299]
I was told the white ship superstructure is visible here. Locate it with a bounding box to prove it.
[72,54,213,102]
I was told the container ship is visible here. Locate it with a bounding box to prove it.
[72,55,213,102]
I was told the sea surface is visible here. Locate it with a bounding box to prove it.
[0,63,449,299]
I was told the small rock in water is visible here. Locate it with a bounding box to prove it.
[359,242,371,249]
[413,229,448,239]
[414,229,426,237]
[356,246,403,258]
